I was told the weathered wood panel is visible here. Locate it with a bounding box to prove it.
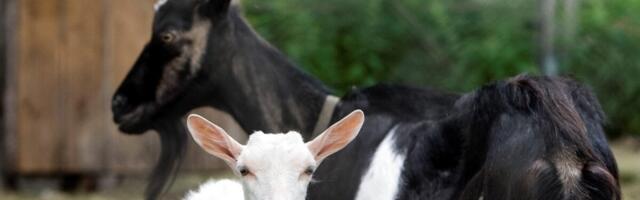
[59,0,109,172]
[16,0,110,173]
[2,0,18,173]
[7,0,246,174]
[17,0,67,173]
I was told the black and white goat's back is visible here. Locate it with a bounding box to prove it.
[456,75,620,200]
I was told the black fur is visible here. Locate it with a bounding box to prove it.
[306,85,458,199]
[451,75,620,200]
[112,2,620,199]
[147,118,187,200]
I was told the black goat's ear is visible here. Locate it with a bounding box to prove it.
[198,0,232,17]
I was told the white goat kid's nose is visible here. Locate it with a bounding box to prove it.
[264,184,301,200]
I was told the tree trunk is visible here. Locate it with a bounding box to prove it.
[560,0,579,69]
[562,0,578,43]
[538,0,559,76]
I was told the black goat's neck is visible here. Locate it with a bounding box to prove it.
[198,9,331,137]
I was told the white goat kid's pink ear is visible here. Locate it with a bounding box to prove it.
[307,110,365,162]
[186,114,243,165]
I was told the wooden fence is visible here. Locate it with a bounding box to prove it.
[1,0,8,179]
[1,0,244,175]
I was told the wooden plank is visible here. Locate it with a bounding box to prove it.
[15,0,108,173]
[58,0,107,172]
[2,0,18,173]
[16,0,65,173]
[0,0,7,177]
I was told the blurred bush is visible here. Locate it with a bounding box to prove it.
[567,0,640,137]
[243,0,640,137]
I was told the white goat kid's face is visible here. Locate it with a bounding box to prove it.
[237,132,317,200]
[186,110,365,200]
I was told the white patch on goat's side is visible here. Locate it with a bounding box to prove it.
[355,127,406,200]
[154,0,168,11]
[184,179,244,200]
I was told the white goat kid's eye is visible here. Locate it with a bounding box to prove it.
[304,167,315,176]
[238,166,250,176]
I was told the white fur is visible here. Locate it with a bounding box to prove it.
[237,132,316,200]
[355,127,406,200]
[154,0,168,11]
[184,179,244,200]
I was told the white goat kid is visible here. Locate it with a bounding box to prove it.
[184,110,365,200]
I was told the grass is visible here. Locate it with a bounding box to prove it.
[612,138,640,200]
[1,141,639,200]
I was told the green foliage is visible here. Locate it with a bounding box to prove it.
[566,0,640,137]
[242,0,640,136]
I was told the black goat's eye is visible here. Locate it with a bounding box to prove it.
[161,32,175,43]
[239,167,250,176]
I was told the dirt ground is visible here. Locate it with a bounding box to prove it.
[1,140,639,200]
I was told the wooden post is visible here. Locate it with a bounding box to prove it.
[1,0,17,187]
[0,0,6,187]
[2,0,19,188]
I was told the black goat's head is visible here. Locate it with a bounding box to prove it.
[112,0,234,134]
[454,75,620,200]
